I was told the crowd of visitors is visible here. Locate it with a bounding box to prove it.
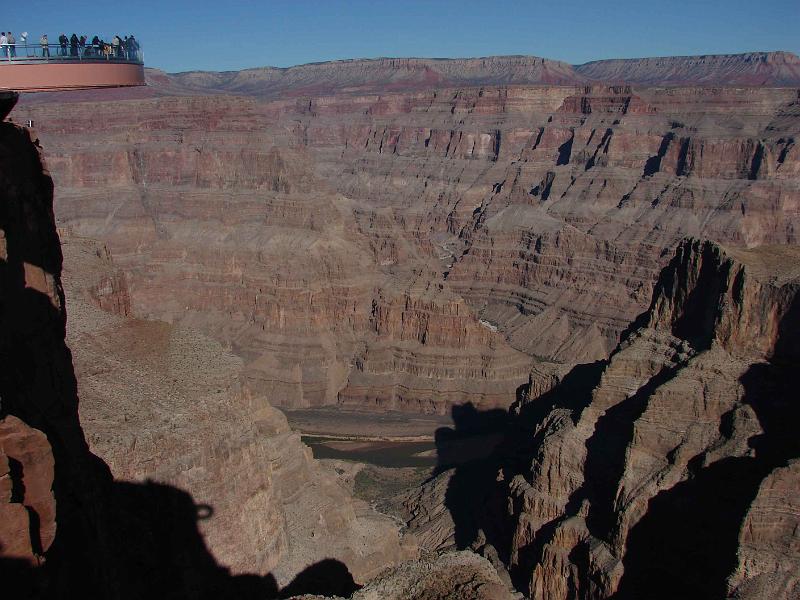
[1,31,140,61]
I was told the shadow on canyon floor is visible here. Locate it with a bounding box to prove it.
[434,403,512,553]
[0,281,359,597]
[3,478,361,600]
[433,290,800,598]
[432,360,606,577]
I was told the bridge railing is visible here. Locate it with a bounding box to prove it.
[1,42,143,64]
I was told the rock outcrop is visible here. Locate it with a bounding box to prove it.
[301,551,520,600]
[502,239,800,599]
[0,119,62,571]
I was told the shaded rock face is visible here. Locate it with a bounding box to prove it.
[13,80,800,415]
[501,239,800,599]
[0,119,411,598]
[304,551,520,600]
[0,119,103,596]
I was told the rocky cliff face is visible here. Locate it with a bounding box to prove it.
[388,238,799,599]
[13,79,800,415]
[504,239,799,599]
[0,110,414,599]
[575,52,800,87]
[61,235,412,585]
[0,115,108,597]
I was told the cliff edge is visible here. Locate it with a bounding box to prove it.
[506,238,800,599]
[0,106,414,599]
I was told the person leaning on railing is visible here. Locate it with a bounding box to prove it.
[128,35,139,61]
[111,35,121,58]
[8,31,142,62]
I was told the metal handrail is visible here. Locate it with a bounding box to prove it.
[0,42,143,64]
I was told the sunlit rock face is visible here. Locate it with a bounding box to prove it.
[0,115,411,598]
[61,236,412,586]
[14,75,800,416]
[4,52,799,599]
[506,239,800,599]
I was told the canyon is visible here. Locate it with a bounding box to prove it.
[13,56,800,417]
[2,51,799,599]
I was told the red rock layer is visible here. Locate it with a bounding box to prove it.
[12,82,800,415]
[0,116,412,598]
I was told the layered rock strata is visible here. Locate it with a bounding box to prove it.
[0,116,413,598]
[504,239,800,599]
[61,234,412,585]
[13,80,800,414]
[390,238,800,599]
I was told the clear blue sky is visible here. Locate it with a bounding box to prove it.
[6,0,799,73]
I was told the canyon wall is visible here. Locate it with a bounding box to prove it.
[5,54,800,598]
[147,52,800,98]
[0,109,411,598]
[396,238,800,599]
[61,235,412,586]
[13,79,800,415]
[504,239,800,599]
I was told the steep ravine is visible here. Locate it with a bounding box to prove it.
[4,57,800,598]
[0,105,434,600]
[410,238,800,599]
[13,82,800,417]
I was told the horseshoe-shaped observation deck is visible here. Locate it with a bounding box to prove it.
[0,40,145,92]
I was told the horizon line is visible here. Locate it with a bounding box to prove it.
[151,49,799,76]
